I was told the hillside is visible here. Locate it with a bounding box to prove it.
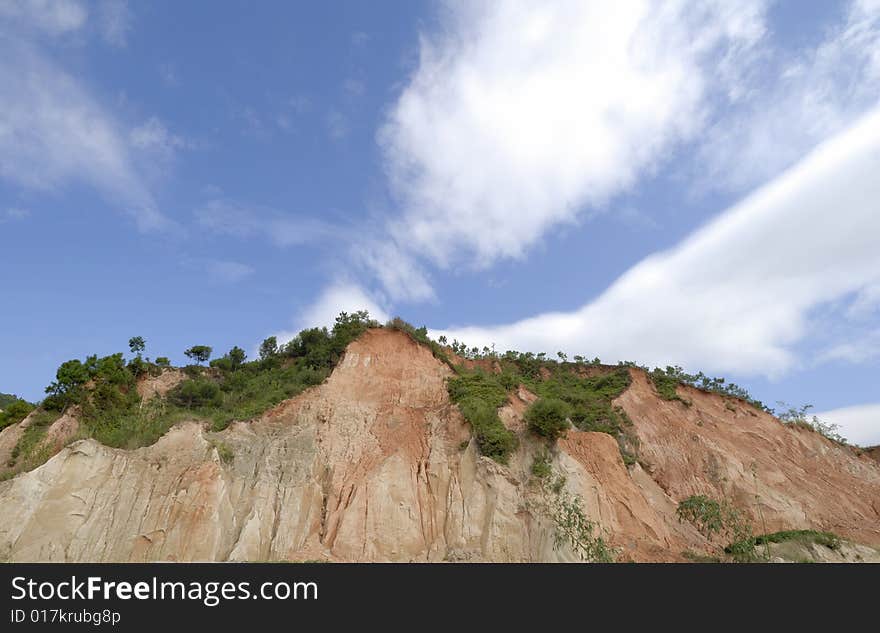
[0,393,18,410]
[0,325,878,562]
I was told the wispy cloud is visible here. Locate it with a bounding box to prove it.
[204,259,255,285]
[98,0,132,47]
[433,108,880,377]
[343,78,365,98]
[0,0,87,35]
[377,0,769,278]
[0,3,171,231]
[1,207,31,223]
[695,0,880,192]
[351,31,370,47]
[354,239,435,303]
[813,402,880,447]
[158,62,179,87]
[819,329,880,365]
[195,198,336,247]
[326,109,349,141]
[130,117,190,159]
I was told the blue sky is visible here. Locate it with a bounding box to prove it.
[1,1,879,445]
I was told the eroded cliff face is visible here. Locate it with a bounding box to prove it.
[1,329,878,562]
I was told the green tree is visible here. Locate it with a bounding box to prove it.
[169,379,222,409]
[0,397,34,430]
[525,397,572,441]
[128,336,146,357]
[259,336,278,360]
[155,357,171,367]
[44,359,91,408]
[228,346,247,369]
[184,345,212,365]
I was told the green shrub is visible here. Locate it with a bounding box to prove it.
[447,371,517,463]
[210,356,234,372]
[458,400,518,463]
[44,359,91,410]
[725,529,841,558]
[648,368,686,403]
[551,491,614,562]
[127,356,148,376]
[532,368,632,434]
[537,472,615,562]
[448,359,635,463]
[677,494,753,560]
[209,440,234,464]
[8,409,60,469]
[169,379,223,409]
[531,451,552,479]
[183,364,202,378]
[776,403,847,445]
[676,495,738,538]
[0,393,19,409]
[648,365,770,412]
[13,313,379,459]
[447,371,508,410]
[0,397,34,430]
[525,397,571,440]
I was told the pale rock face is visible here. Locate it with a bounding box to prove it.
[0,329,878,562]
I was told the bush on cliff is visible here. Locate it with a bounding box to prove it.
[37,311,380,451]
[0,396,34,430]
[525,397,571,441]
[447,371,518,463]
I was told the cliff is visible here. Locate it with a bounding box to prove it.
[1,328,878,562]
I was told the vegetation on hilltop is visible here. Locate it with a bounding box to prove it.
[0,394,34,431]
[0,393,21,410]
[775,402,847,445]
[5,409,60,475]
[447,357,635,464]
[3,311,850,478]
[9,312,378,466]
[447,370,518,462]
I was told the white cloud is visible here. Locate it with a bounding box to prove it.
[343,78,365,98]
[351,31,370,47]
[98,0,131,47]
[326,110,349,141]
[377,0,769,276]
[819,329,880,364]
[432,107,880,377]
[1,207,30,223]
[354,240,435,303]
[272,282,390,346]
[204,259,255,284]
[130,117,189,158]
[195,199,334,247]
[847,283,880,320]
[813,403,880,447]
[0,0,87,35]
[697,0,880,191]
[0,13,169,230]
[158,62,178,87]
